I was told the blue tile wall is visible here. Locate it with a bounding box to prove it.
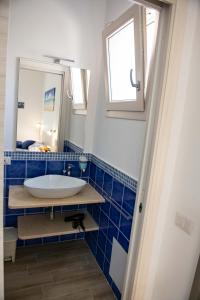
[46,161,65,175]
[103,173,113,197]
[85,161,137,300]
[63,140,83,153]
[27,160,46,178]
[4,154,90,247]
[6,160,26,178]
[4,151,138,299]
[91,154,137,192]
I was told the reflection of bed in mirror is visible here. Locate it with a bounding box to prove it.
[16,140,51,152]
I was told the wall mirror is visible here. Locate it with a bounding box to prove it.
[16,58,89,153]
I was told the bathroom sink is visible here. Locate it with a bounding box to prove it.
[24,175,87,199]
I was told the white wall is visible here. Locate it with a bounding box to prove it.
[105,0,132,22]
[5,0,147,179]
[92,0,147,179]
[69,113,85,149]
[5,0,106,151]
[17,69,44,142]
[145,1,200,299]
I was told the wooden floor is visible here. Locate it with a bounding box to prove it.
[4,240,115,300]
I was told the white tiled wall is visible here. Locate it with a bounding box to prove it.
[0,0,9,298]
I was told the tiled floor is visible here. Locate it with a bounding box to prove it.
[4,240,115,300]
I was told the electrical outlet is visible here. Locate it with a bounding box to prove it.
[4,157,11,165]
[175,212,194,236]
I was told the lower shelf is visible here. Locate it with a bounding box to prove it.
[18,211,98,240]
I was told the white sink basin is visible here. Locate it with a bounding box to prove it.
[24,175,87,199]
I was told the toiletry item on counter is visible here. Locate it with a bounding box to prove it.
[79,156,88,172]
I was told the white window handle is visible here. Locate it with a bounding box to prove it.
[130,69,140,91]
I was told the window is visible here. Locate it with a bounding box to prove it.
[103,5,145,113]
[103,5,159,119]
[70,68,90,112]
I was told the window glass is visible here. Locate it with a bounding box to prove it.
[71,68,84,105]
[107,19,136,102]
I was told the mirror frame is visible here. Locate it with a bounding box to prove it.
[16,57,71,152]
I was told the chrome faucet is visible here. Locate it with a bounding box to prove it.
[63,164,74,176]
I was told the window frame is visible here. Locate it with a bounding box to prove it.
[103,5,145,114]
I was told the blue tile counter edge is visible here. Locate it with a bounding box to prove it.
[4,151,91,161]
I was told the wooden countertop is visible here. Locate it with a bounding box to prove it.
[9,184,104,209]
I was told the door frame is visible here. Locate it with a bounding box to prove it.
[122,0,185,299]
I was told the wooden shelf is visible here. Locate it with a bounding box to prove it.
[18,211,98,240]
[9,184,104,209]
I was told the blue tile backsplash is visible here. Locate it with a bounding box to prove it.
[46,161,65,175]
[6,160,26,178]
[4,151,137,299]
[27,160,46,178]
